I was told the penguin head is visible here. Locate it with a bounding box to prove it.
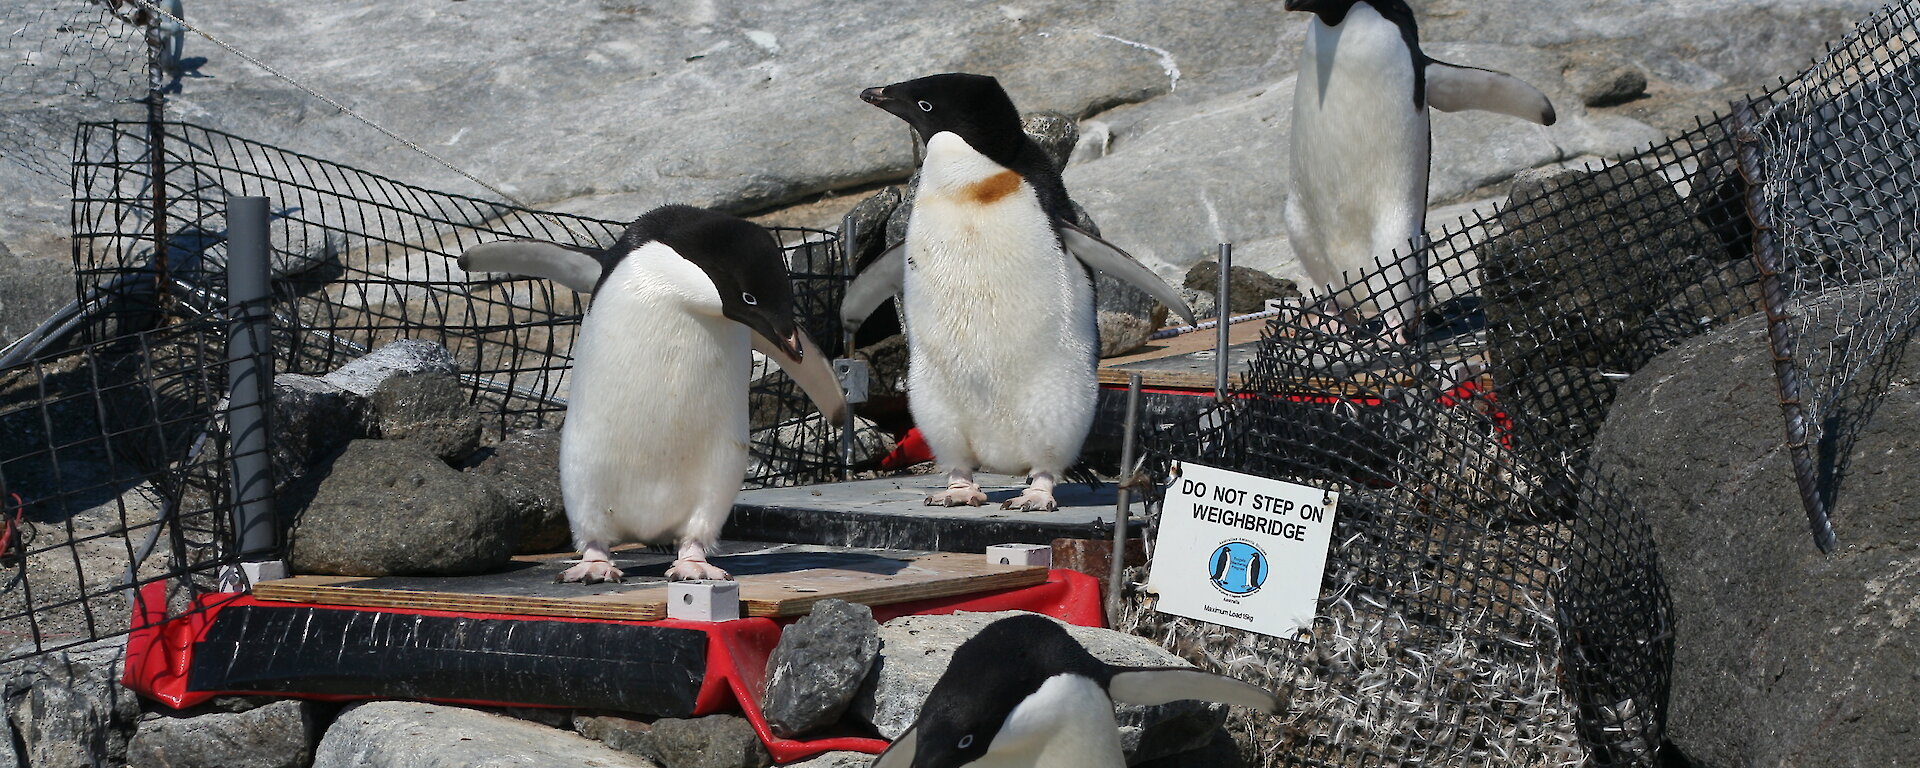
[860,73,1028,164]
[877,614,1112,768]
[621,205,808,359]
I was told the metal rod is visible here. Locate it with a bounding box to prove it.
[1107,372,1143,625]
[839,212,858,482]
[145,10,171,317]
[1215,243,1232,401]
[226,196,276,559]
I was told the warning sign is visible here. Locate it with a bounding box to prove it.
[1147,462,1339,639]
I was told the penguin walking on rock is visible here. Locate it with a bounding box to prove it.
[459,205,846,583]
[875,614,1278,768]
[1284,0,1555,344]
[844,73,1196,512]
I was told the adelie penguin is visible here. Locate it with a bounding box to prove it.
[1284,0,1556,344]
[875,614,1278,768]
[458,205,846,583]
[844,73,1197,512]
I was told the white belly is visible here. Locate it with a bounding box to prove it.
[1287,4,1430,310]
[559,249,750,548]
[903,132,1097,476]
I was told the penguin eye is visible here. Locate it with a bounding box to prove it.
[957,735,974,749]
[740,292,758,306]
[917,100,934,112]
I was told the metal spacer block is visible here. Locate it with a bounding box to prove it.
[986,543,1052,569]
[833,359,871,405]
[667,579,742,622]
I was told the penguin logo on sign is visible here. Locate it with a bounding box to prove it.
[1207,541,1268,596]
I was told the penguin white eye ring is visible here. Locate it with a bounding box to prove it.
[741,291,758,305]
[956,735,973,749]
[917,99,934,112]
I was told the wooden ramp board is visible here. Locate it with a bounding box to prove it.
[252,545,1046,621]
[725,474,1130,553]
[1097,320,1266,389]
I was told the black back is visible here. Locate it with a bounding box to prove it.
[864,73,1076,223]
[602,204,802,346]
[909,614,1111,768]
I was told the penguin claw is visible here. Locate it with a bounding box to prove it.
[666,559,733,581]
[925,487,988,506]
[558,559,625,584]
[1000,489,1058,512]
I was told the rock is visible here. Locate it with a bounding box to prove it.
[126,699,318,768]
[1566,55,1648,108]
[1589,297,1920,767]
[0,242,70,348]
[0,639,139,768]
[761,600,882,738]
[849,334,909,402]
[843,186,904,269]
[370,371,483,463]
[853,611,1225,764]
[1021,111,1079,170]
[288,439,517,577]
[605,715,771,768]
[464,428,569,553]
[270,373,372,478]
[320,340,459,398]
[748,415,895,481]
[780,752,871,768]
[1181,261,1299,318]
[573,714,653,756]
[313,701,655,768]
[1098,311,1156,358]
[1134,728,1243,768]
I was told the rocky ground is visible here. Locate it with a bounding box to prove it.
[0,0,1885,336]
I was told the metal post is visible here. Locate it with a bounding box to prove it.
[1215,243,1232,401]
[144,5,172,316]
[1107,373,1143,624]
[838,213,859,482]
[226,196,276,560]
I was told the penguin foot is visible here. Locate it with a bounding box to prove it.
[558,559,625,584]
[926,485,988,507]
[666,558,733,581]
[1000,488,1059,512]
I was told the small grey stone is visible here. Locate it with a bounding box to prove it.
[1021,111,1079,171]
[853,611,1225,764]
[320,340,458,398]
[313,702,654,768]
[464,428,569,554]
[1181,261,1299,318]
[370,372,483,463]
[780,752,872,768]
[1,639,139,768]
[621,715,771,768]
[1566,54,1649,108]
[288,439,517,577]
[844,186,904,269]
[1098,310,1155,358]
[761,600,882,738]
[270,373,371,481]
[574,714,653,755]
[126,699,317,768]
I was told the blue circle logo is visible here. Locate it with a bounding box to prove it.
[1207,540,1268,596]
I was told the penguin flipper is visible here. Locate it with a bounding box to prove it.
[1425,60,1558,126]
[751,328,849,425]
[841,242,906,332]
[1057,222,1199,327]
[1107,667,1279,712]
[872,725,919,768]
[457,239,606,294]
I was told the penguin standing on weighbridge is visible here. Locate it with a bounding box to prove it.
[459,205,847,583]
[844,73,1196,512]
[1284,0,1555,344]
[874,614,1278,768]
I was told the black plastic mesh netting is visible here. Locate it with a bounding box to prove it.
[69,121,848,487]
[0,0,153,181]
[1746,1,1920,553]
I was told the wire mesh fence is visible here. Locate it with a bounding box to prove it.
[0,0,155,181]
[1747,1,1920,553]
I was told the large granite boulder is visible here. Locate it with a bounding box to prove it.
[314,702,655,768]
[1590,301,1920,767]
[126,699,320,768]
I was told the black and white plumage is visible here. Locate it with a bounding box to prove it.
[458,205,846,583]
[875,614,1277,768]
[845,73,1195,512]
[1284,0,1555,343]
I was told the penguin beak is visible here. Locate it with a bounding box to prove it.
[1282,0,1317,10]
[748,323,850,425]
[860,86,894,107]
